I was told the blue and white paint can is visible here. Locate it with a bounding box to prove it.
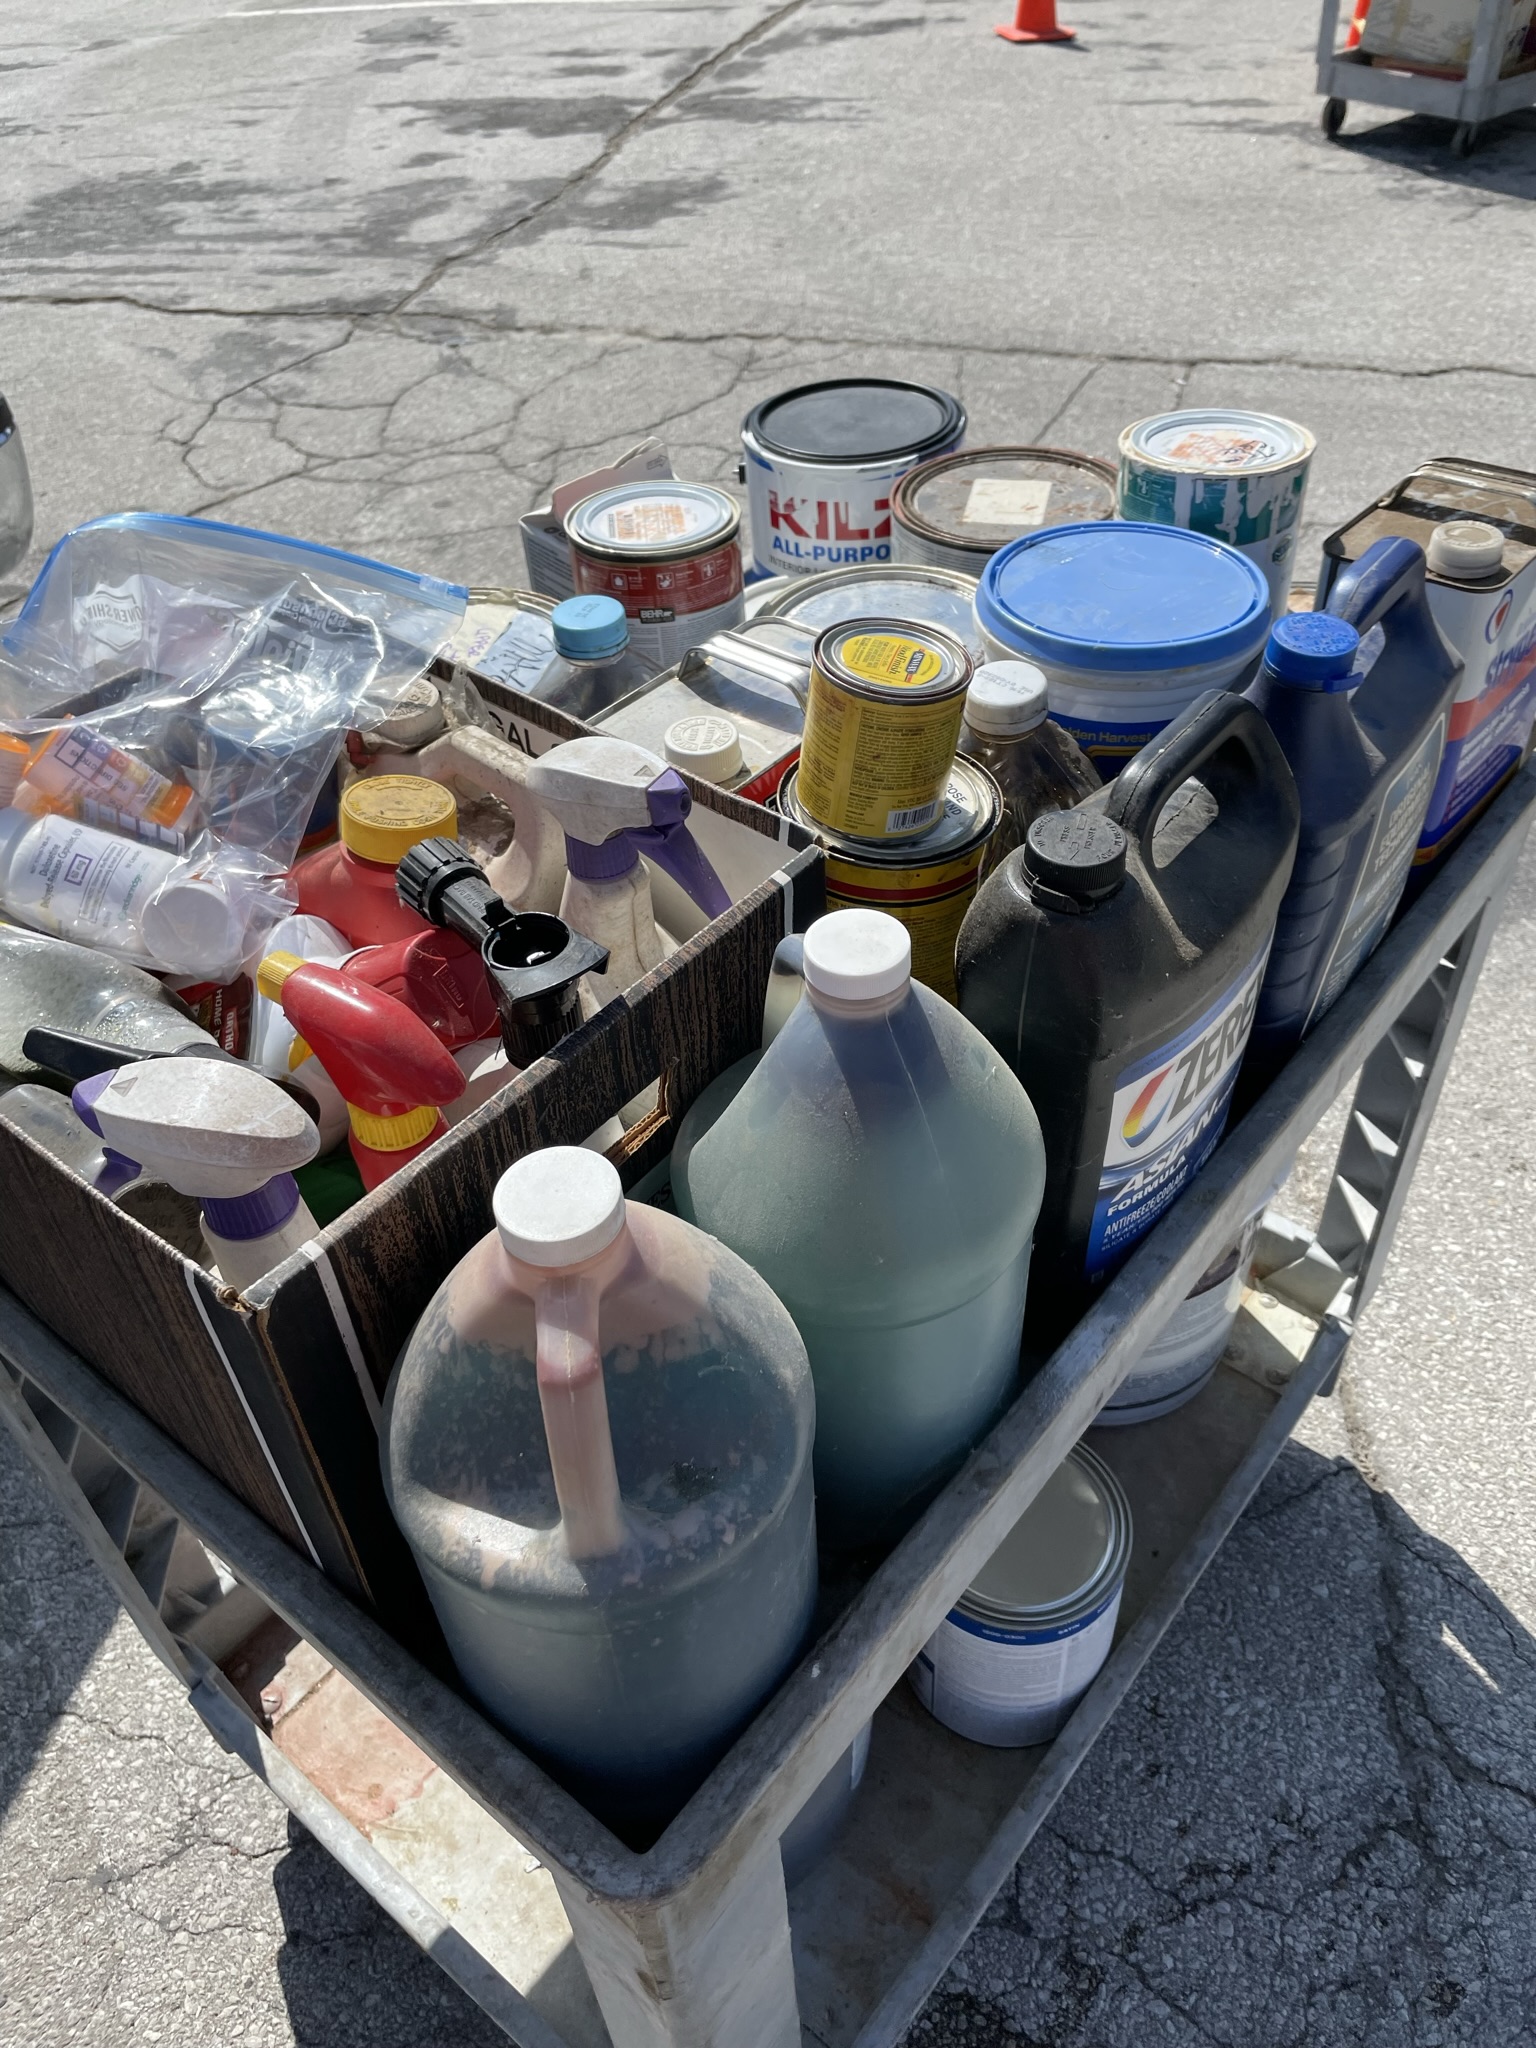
[741,379,965,580]
[909,1444,1131,1748]
[974,521,1271,774]
[1095,1215,1259,1426]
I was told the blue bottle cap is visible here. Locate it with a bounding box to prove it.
[1264,611,1361,690]
[976,522,1271,674]
[551,594,629,661]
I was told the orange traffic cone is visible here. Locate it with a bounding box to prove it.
[995,0,1075,41]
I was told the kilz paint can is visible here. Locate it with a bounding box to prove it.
[1118,409,1316,620]
[565,482,745,675]
[909,1444,1131,1748]
[892,446,1118,574]
[778,758,999,1003]
[796,619,972,842]
[1094,1216,1258,1427]
[741,379,966,580]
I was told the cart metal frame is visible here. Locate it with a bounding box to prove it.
[3,762,1533,2048]
[1316,0,1536,155]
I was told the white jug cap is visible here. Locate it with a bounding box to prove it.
[494,1147,626,1266]
[965,660,1050,736]
[665,713,744,783]
[141,866,265,977]
[1427,520,1505,579]
[803,908,911,1000]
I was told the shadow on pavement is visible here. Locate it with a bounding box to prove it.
[1331,106,1536,194]
[907,1435,1536,2046]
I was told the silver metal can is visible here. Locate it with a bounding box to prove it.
[908,1444,1131,1747]
[892,445,1117,573]
[754,560,986,663]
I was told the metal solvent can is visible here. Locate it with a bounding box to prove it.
[796,618,972,842]
[564,482,745,675]
[891,445,1118,573]
[1118,409,1316,620]
[909,1444,1132,1748]
[741,379,966,580]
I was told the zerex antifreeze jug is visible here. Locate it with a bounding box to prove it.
[382,1148,816,1844]
[956,692,1299,1343]
[1240,536,1460,1085]
[675,908,1044,1552]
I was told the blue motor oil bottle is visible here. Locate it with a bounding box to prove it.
[955,691,1299,1346]
[1240,536,1461,1090]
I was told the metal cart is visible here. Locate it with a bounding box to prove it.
[1317,0,1536,155]
[3,763,1533,2048]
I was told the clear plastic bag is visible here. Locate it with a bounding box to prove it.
[0,515,465,976]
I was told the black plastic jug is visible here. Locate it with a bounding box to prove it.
[956,690,1299,1344]
[1239,536,1461,1089]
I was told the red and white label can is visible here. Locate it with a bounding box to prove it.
[565,482,744,675]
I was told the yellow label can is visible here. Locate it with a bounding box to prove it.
[779,759,1000,1003]
[796,617,972,841]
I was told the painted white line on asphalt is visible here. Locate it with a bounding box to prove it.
[227,0,665,16]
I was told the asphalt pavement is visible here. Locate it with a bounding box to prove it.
[2,1,1535,2043]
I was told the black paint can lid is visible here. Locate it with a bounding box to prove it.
[744,379,965,466]
[1024,809,1127,902]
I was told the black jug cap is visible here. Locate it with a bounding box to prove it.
[1024,810,1127,903]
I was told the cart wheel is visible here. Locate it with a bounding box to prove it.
[1322,96,1347,138]
[1451,121,1478,157]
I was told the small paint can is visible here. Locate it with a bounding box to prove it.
[778,757,1000,1002]
[892,445,1118,573]
[1094,1215,1258,1426]
[1118,409,1316,620]
[909,1443,1131,1748]
[755,560,986,662]
[565,482,744,674]
[797,618,973,842]
[741,379,966,580]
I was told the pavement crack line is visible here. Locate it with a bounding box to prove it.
[388,0,819,319]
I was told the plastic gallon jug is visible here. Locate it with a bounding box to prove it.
[956,691,1299,1344]
[674,909,1045,1551]
[382,1148,817,1843]
[974,521,1271,775]
[1241,537,1460,1084]
[292,775,458,947]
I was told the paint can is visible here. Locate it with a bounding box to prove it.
[1118,409,1316,619]
[754,560,987,661]
[778,758,1000,1002]
[797,619,972,842]
[975,521,1271,773]
[892,445,1118,573]
[564,482,745,675]
[909,1444,1131,1748]
[1094,1216,1258,1426]
[741,379,966,580]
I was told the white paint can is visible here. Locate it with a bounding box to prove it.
[1118,409,1316,620]
[1094,1216,1259,1426]
[741,379,966,580]
[909,1444,1131,1748]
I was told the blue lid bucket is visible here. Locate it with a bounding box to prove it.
[975,521,1272,773]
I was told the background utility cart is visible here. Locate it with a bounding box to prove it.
[1317,0,1536,155]
[2,762,1532,2048]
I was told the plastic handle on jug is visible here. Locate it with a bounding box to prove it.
[1326,535,1436,640]
[533,1271,627,1560]
[1103,689,1282,869]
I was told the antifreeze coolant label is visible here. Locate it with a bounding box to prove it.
[1087,946,1269,1278]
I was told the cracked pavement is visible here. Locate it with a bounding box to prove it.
[2,0,1536,2042]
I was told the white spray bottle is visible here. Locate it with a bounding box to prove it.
[412,725,567,915]
[72,1057,321,1293]
[523,736,732,1013]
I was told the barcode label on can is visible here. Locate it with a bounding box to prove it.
[885,800,940,834]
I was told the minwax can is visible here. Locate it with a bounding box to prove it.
[908,1443,1131,1748]
[778,759,999,1003]
[1118,409,1315,619]
[796,618,972,841]
[565,481,744,674]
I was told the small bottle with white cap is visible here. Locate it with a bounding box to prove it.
[675,905,1045,1551]
[958,660,1101,881]
[381,1145,817,1842]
